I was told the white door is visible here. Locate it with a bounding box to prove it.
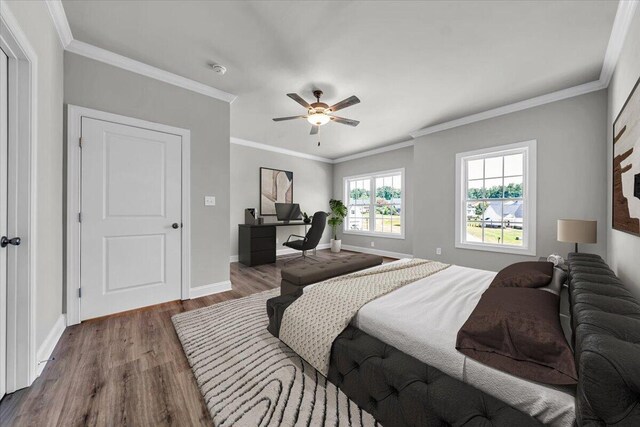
[0,47,8,400]
[80,117,183,320]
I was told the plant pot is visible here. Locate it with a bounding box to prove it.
[303,218,311,224]
[330,239,342,253]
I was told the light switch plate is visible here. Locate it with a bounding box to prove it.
[204,196,216,206]
[436,248,442,255]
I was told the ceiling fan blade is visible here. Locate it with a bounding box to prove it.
[272,115,307,122]
[287,93,311,109]
[330,116,360,127]
[310,125,319,135]
[328,95,360,113]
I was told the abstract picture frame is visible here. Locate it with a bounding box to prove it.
[260,167,293,216]
[612,76,640,237]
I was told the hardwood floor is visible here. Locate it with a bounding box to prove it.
[0,249,392,426]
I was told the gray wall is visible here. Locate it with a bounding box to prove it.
[6,1,65,350]
[64,52,231,288]
[332,146,414,256]
[230,144,332,257]
[607,8,640,296]
[413,90,608,272]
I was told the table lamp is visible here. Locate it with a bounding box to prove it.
[557,219,597,253]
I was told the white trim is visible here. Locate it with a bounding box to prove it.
[600,0,639,86]
[189,281,232,299]
[0,1,38,391]
[44,0,73,48]
[230,243,333,263]
[229,243,331,263]
[66,40,236,103]
[454,140,537,256]
[277,243,331,257]
[230,137,334,164]
[42,2,236,103]
[409,1,638,139]
[343,168,406,240]
[342,230,406,240]
[333,140,414,163]
[410,81,605,138]
[66,105,192,325]
[36,315,66,377]
[341,244,413,260]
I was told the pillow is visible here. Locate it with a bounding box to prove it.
[490,261,553,288]
[456,287,577,385]
[538,267,568,295]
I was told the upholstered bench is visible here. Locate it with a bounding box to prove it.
[280,253,383,296]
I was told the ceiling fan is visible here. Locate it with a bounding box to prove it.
[273,90,360,135]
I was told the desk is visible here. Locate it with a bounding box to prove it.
[238,222,309,266]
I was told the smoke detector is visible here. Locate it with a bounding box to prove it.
[211,64,227,75]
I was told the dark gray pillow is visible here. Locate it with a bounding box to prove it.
[539,267,568,295]
[559,283,573,350]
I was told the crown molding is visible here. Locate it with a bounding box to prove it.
[600,0,638,86]
[409,80,606,138]
[332,140,414,163]
[230,137,334,164]
[410,0,637,139]
[45,0,72,48]
[44,1,236,103]
[66,40,236,103]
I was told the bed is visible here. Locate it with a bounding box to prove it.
[267,253,640,426]
[352,261,575,426]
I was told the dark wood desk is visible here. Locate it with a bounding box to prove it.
[238,222,309,266]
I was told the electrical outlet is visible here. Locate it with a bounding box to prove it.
[371,241,375,247]
[204,196,216,206]
[436,248,442,255]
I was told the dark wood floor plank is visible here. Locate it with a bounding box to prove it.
[0,249,394,426]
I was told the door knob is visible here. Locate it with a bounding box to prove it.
[172,223,179,229]
[1,236,21,248]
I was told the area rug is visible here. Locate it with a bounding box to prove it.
[172,289,378,427]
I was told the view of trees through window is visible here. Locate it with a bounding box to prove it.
[345,172,402,235]
[464,153,525,246]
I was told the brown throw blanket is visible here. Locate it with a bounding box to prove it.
[279,259,450,375]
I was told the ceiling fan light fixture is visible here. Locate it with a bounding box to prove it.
[307,112,330,126]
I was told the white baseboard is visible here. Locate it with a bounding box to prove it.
[36,314,67,377]
[189,280,232,299]
[341,244,414,260]
[230,242,331,263]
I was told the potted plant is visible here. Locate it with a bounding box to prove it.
[327,199,347,253]
[302,212,312,224]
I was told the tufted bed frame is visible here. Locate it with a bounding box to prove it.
[268,253,640,426]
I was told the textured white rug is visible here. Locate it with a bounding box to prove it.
[172,289,378,427]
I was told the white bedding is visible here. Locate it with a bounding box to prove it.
[343,259,577,426]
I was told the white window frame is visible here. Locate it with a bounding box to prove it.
[343,168,405,239]
[455,140,536,255]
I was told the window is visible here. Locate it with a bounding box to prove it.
[455,141,536,255]
[344,169,404,238]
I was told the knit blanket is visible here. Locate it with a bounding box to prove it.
[279,259,450,375]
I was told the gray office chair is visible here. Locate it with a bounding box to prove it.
[282,211,327,264]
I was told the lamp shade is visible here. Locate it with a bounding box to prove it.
[557,219,597,244]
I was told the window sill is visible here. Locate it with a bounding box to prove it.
[455,241,535,256]
[342,230,405,240]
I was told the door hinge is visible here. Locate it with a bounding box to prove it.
[79,137,82,148]
[78,212,82,223]
[78,287,82,298]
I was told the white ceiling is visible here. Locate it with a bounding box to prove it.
[61,1,618,159]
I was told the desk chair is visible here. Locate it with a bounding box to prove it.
[282,211,327,264]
